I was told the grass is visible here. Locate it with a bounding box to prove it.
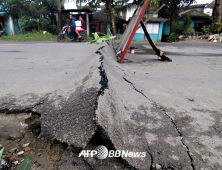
[0,32,57,41]
[87,36,92,41]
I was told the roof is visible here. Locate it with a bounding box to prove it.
[206,0,215,8]
[188,3,209,8]
[148,17,167,22]
[179,9,212,18]
[92,10,126,22]
[60,9,93,14]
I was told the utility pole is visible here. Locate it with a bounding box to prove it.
[58,0,61,31]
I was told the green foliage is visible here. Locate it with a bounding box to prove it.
[39,18,51,30]
[0,148,4,160]
[202,23,216,34]
[0,32,57,41]
[208,23,215,34]
[159,0,196,18]
[167,32,178,42]
[159,0,196,32]
[202,25,209,34]
[173,23,183,35]
[19,16,38,32]
[17,157,32,170]
[150,0,160,7]
[214,22,222,34]
[167,16,194,42]
[183,26,195,36]
[18,16,53,33]
[171,16,194,36]
[0,0,57,32]
[90,32,112,44]
[0,147,32,170]
[0,0,30,18]
[182,16,192,31]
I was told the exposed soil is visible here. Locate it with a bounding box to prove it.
[0,112,128,170]
[0,112,91,170]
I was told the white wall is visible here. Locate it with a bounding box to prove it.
[136,23,159,34]
[64,0,77,9]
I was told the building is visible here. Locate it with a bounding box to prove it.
[117,17,166,42]
[62,1,165,42]
[0,13,19,36]
[0,4,20,36]
[187,3,209,13]
[163,4,212,41]
[116,3,166,42]
[206,0,222,21]
[179,9,212,31]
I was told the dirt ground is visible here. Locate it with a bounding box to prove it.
[0,112,93,170]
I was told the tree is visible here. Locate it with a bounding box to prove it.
[213,0,222,23]
[159,0,196,33]
[58,0,61,31]
[77,0,158,36]
[0,0,30,19]
[0,0,58,32]
[77,0,117,35]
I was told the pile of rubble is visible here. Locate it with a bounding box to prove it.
[208,34,222,42]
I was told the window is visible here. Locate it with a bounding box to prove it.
[136,23,159,34]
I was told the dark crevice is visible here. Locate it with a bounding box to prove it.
[123,77,154,169]
[166,166,176,170]
[106,40,110,45]
[160,107,195,170]
[123,77,148,99]
[88,130,109,147]
[143,139,154,170]
[153,102,195,170]
[123,77,195,170]
[93,49,137,170]
[84,159,95,170]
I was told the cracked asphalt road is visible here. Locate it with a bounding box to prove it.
[120,42,222,169]
[0,42,99,97]
[0,41,221,169]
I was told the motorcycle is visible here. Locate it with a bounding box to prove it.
[57,24,87,42]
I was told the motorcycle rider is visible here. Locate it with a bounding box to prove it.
[68,14,76,40]
[75,15,85,39]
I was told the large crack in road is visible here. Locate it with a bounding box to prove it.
[1,41,221,169]
[123,76,195,169]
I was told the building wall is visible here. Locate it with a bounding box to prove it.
[4,15,19,35]
[163,22,170,36]
[116,22,164,42]
[64,0,77,9]
[117,33,159,42]
[163,21,195,36]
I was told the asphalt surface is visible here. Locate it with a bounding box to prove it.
[119,41,222,169]
[0,42,98,97]
[0,42,102,148]
[0,40,221,169]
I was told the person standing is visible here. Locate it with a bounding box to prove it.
[68,14,76,40]
[75,15,85,39]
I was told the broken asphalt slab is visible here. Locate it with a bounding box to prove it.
[0,42,102,148]
[117,42,222,169]
[0,41,222,169]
